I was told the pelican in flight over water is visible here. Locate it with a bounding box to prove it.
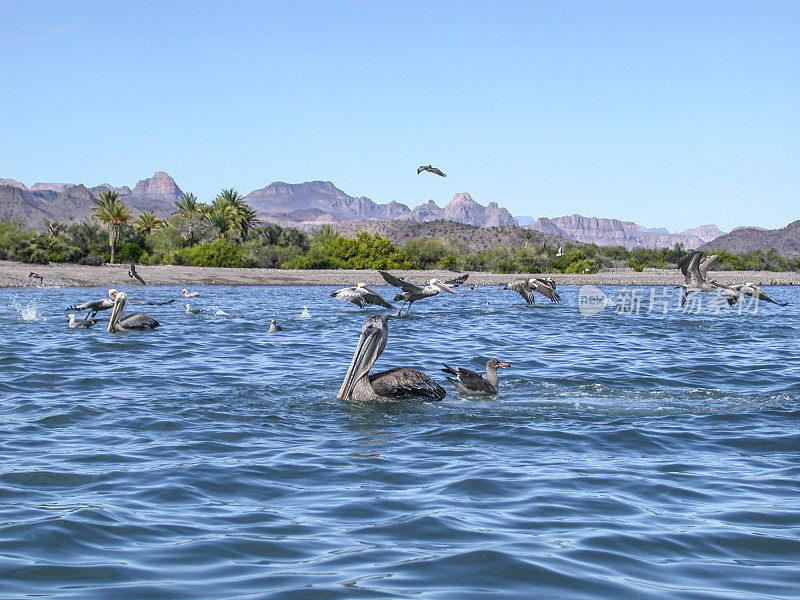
[442,359,510,396]
[338,315,446,403]
[107,291,160,332]
[331,283,393,309]
[678,251,720,305]
[505,278,561,304]
[417,164,446,177]
[720,282,789,306]
[68,289,117,319]
[378,271,458,315]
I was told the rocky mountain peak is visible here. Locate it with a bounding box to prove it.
[131,171,183,200]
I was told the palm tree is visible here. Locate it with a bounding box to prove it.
[203,195,237,239]
[92,191,131,264]
[174,192,203,244]
[312,224,340,245]
[135,211,165,236]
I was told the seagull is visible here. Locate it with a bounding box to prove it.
[331,283,393,309]
[185,304,204,314]
[66,313,97,329]
[338,315,445,402]
[417,165,446,177]
[128,263,146,285]
[442,359,510,396]
[378,271,458,315]
[268,319,282,332]
[182,288,200,297]
[505,278,561,304]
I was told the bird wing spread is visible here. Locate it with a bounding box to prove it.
[507,279,535,304]
[379,271,422,293]
[531,279,562,302]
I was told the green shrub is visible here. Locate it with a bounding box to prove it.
[174,239,245,267]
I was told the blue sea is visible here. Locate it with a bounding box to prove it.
[1,283,799,599]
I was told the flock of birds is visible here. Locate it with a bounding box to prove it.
[60,242,787,404]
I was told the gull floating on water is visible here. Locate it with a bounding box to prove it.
[268,319,282,333]
[505,278,561,305]
[442,359,510,396]
[107,291,160,333]
[66,313,97,329]
[185,303,204,315]
[330,283,393,309]
[338,315,446,403]
[378,271,458,315]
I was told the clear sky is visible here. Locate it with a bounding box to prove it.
[1,0,797,232]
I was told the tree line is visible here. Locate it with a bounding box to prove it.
[0,190,798,273]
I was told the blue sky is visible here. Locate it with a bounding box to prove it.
[1,0,797,232]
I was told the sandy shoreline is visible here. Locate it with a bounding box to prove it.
[4,260,800,288]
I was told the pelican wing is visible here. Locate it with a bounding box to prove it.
[378,271,422,293]
[677,252,703,285]
[120,312,160,330]
[531,278,562,302]
[445,273,469,287]
[506,279,535,304]
[369,367,446,402]
[698,254,718,279]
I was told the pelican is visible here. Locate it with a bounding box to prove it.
[505,278,561,304]
[66,314,97,329]
[720,282,788,306]
[338,315,446,403]
[417,165,446,177]
[331,283,393,309]
[268,319,282,332]
[442,359,510,396]
[185,304,204,314]
[107,291,160,332]
[128,263,146,285]
[182,288,200,297]
[445,273,469,287]
[29,272,43,284]
[678,252,720,305]
[378,271,458,315]
[68,289,117,319]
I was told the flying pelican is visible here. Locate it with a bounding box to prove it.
[505,277,561,304]
[445,273,470,287]
[107,291,160,332]
[182,288,200,297]
[128,263,146,285]
[68,289,118,319]
[185,304,204,314]
[66,314,97,329]
[442,359,510,396]
[378,271,458,315]
[330,283,393,309]
[678,252,720,305]
[720,282,789,306]
[338,315,446,402]
[268,319,282,333]
[417,165,446,177]
[29,272,43,284]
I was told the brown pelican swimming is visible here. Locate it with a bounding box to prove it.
[66,313,97,329]
[678,252,720,305]
[331,283,393,309]
[268,319,282,332]
[505,278,561,304]
[417,165,446,177]
[128,263,146,285]
[442,359,510,396]
[182,288,200,297]
[378,271,458,315]
[68,289,118,319]
[107,291,160,332]
[338,315,446,402]
[185,303,204,315]
[720,282,789,306]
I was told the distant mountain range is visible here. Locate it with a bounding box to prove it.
[522,214,725,250]
[700,220,800,258]
[11,171,798,254]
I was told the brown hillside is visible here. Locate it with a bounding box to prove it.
[701,220,800,258]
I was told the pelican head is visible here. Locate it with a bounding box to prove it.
[357,282,381,295]
[338,315,389,400]
[431,279,458,294]
[108,288,117,299]
[107,291,128,332]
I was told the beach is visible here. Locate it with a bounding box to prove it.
[4,260,800,288]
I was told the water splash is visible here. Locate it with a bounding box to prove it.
[299,305,311,319]
[8,295,46,321]
[210,306,230,317]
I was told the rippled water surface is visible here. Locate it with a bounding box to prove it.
[2,284,799,599]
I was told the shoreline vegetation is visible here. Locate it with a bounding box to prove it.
[2,189,799,288]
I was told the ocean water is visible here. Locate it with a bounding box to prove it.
[1,283,799,599]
